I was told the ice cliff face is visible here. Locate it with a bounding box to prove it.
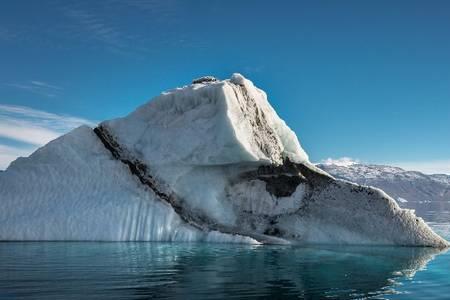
[0,74,447,247]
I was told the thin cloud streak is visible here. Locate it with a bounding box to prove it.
[0,119,60,146]
[62,6,132,55]
[4,81,63,98]
[0,104,96,145]
[1,1,205,57]
[64,8,117,41]
[0,104,96,169]
[30,81,63,90]
[0,144,35,170]
[0,104,94,131]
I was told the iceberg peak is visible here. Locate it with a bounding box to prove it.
[230,73,246,85]
[102,73,309,166]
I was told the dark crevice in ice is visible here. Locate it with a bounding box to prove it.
[93,125,288,244]
[259,175,304,198]
[94,125,209,231]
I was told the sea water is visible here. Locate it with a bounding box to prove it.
[0,204,449,299]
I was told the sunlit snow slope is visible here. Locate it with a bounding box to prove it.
[0,74,447,247]
[318,163,450,204]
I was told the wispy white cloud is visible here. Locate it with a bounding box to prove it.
[0,104,96,169]
[0,119,61,146]
[0,104,96,145]
[4,81,63,98]
[30,81,63,91]
[63,7,125,53]
[60,5,150,57]
[320,157,360,167]
[2,1,204,57]
[0,144,35,170]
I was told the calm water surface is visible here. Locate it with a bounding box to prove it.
[1,206,449,300]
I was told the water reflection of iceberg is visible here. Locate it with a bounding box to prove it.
[0,243,444,299]
[113,244,445,299]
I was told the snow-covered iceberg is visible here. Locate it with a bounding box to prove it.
[0,74,447,247]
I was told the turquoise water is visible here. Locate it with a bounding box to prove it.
[1,208,449,299]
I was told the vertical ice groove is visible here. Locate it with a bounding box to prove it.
[93,125,282,244]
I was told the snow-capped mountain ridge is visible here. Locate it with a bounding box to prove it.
[321,163,450,181]
[0,74,447,247]
[318,163,450,204]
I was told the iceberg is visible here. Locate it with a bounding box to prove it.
[0,74,447,247]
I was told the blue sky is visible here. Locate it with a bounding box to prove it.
[1,0,449,173]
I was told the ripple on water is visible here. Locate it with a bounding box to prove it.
[0,240,449,300]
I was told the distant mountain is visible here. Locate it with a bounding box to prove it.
[318,163,450,203]
[318,163,450,221]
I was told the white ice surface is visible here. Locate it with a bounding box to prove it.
[0,126,256,244]
[99,74,310,228]
[103,73,308,167]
